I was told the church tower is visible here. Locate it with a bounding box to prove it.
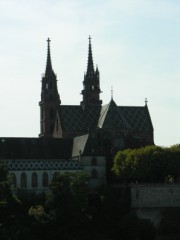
[81,36,102,107]
[39,38,61,138]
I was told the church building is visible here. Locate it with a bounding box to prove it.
[0,37,154,191]
[39,37,153,146]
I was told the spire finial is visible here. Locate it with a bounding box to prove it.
[87,35,94,76]
[47,37,51,45]
[111,86,113,100]
[88,35,91,43]
[45,38,53,76]
[145,98,148,106]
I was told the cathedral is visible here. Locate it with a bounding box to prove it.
[0,37,154,191]
[39,36,153,146]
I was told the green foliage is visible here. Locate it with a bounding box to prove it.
[0,162,36,240]
[112,145,180,183]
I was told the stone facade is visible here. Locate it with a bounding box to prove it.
[130,184,180,226]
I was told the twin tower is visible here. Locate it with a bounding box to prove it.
[39,37,102,138]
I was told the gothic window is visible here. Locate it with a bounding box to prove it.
[91,157,97,166]
[91,169,98,179]
[21,172,27,188]
[10,173,16,188]
[92,85,94,90]
[50,107,54,119]
[32,172,38,188]
[46,83,48,89]
[42,172,49,187]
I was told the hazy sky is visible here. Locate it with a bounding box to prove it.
[0,0,179,146]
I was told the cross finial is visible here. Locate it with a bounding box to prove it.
[111,86,113,100]
[47,38,51,44]
[145,98,148,106]
[88,35,91,43]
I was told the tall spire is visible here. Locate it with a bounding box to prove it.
[81,36,102,107]
[39,38,61,138]
[45,38,53,77]
[87,35,94,77]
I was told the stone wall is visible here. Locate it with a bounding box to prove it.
[131,184,180,208]
[130,184,180,226]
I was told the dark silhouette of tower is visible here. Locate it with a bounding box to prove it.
[39,38,61,137]
[81,36,102,107]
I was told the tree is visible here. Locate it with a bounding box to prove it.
[112,145,180,183]
[31,171,91,240]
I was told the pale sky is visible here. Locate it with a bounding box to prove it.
[0,0,179,147]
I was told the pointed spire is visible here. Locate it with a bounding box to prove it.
[45,38,53,77]
[87,35,94,76]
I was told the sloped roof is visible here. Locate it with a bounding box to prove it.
[60,105,101,131]
[60,100,153,133]
[119,105,153,131]
[72,134,89,157]
[0,138,73,159]
[98,100,130,129]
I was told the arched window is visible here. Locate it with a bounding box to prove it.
[32,172,38,188]
[21,172,27,188]
[91,169,98,179]
[10,173,16,188]
[91,157,97,166]
[42,172,49,187]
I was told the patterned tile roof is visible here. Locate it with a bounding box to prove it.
[60,105,101,131]
[98,100,130,129]
[60,101,153,133]
[8,159,82,171]
[119,106,153,131]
